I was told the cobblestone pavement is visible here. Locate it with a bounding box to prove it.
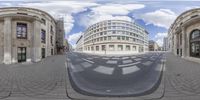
[0,55,69,100]
[1,52,200,100]
[161,53,200,100]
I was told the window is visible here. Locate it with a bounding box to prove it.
[41,29,46,43]
[102,45,106,51]
[126,45,130,51]
[132,46,136,51]
[117,36,121,40]
[51,36,53,45]
[108,36,111,40]
[190,30,200,58]
[104,37,107,41]
[122,36,125,40]
[16,23,27,39]
[118,45,123,51]
[96,46,99,51]
[41,18,46,25]
[109,45,114,51]
[51,49,53,55]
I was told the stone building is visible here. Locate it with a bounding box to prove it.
[163,37,168,51]
[0,7,56,64]
[55,18,65,54]
[149,40,160,51]
[169,8,200,61]
[76,20,149,55]
[76,35,84,52]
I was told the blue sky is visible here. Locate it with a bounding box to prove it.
[0,0,200,47]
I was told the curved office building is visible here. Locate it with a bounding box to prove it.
[82,20,149,54]
[169,8,200,60]
[0,7,56,64]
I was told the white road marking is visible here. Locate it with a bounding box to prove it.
[135,58,142,61]
[87,58,93,60]
[112,57,120,60]
[122,57,129,60]
[131,56,136,59]
[81,62,92,68]
[122,65,140,75]
[122,60,133,64]
[102,57,110,60]
[142,61,153,66]
[118,61,141,67]
[69,63,84,73]
[106,60,117,64]
[82,58,94,63]
[93,66,114,75]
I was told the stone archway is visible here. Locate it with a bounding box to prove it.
[190,29,200,58]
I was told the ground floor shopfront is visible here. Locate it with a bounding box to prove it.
[82,43,148,55]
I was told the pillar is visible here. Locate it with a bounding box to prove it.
[3,17,12,64]
[181,27,186,57]
[174,33,177,56]
[32,20,41,62]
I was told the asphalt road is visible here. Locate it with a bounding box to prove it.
[67,52,166,96]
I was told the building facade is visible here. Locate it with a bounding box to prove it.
[76,35,84,52]
[0,7,56,64]
[77,20,149,55]
[55,18,65,54]
[169,8,200,60]
[163,37,168,51]
[149,40,160,51]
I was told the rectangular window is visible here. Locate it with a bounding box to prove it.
[132,46,136,51]
[117,36,121,40]
[51,36,53,45]
[51,49,53,55]
[118,45,123,51]
[102,45,106,51]
[96,46,99,51]
[109,45,114,51]
[41,18,46,25]
[16,23,27,39]
[41,29,46,43]
[126,45,130,51]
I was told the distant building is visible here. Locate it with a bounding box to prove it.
[76,35,84,52]
[163,37,168,51]
[76,20,149,55]
[55,18,65,54]
[149,40,160,51]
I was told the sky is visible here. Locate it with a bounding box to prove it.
[0,0,199,47]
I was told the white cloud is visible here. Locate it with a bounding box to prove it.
[91,3,145,15]
[79,3,144,28]
[140,9,177,29]
[68,32,83,47]
[80,14,133,28]
[154,32,167,46]
[185,6,199,10]
[17,1,99,35]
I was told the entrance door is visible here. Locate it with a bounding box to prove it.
[41,48,45,58]
[18,47,26,62]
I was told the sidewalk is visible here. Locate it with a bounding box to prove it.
[162,53,200,100]
[0,55,70,100]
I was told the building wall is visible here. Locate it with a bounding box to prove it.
[169,8,200,60]
[78,20,149,55]
[0,7,56,64]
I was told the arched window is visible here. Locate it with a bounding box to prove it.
[190,29,200,58]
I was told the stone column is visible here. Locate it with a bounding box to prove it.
[181,27,186,57]
[32,20,41,62]
[174,33,177,56]
[3,17,12,64]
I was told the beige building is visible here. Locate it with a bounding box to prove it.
[149,40,160,51]
[169,8,200,61]
[77,20,149,55]
[0,7,56,64]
